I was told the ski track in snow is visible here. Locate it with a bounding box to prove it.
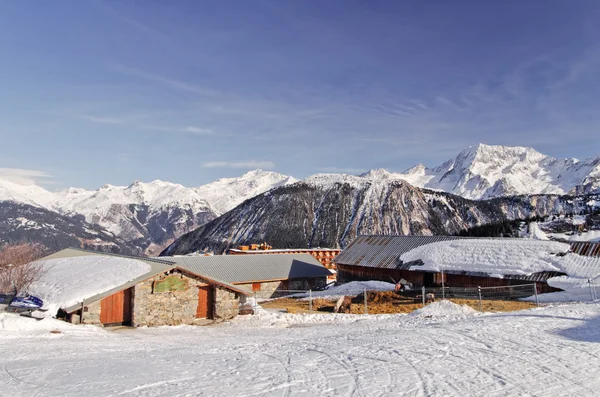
[2,303,600,396]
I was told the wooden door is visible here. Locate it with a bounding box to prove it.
[196,286,213,319]
[100,288,132,325]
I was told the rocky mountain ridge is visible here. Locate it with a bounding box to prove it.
[0,170,294,254]
[163,175,599,255]
[364,144,600,199]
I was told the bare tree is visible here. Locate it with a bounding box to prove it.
[0,243,48,294]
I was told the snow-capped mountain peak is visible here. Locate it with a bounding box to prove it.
[360,168,394,179]
[393,144,600,199]
[194,169,298,214]
[0,170,296,255]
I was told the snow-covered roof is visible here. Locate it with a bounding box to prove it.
[400,239,571,277]
[399,239,600,295]
[334,235,467,269]
[29,255,159,316]
[30,249,252,314]
[335,235,600,288]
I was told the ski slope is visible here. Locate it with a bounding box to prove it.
[1,302,600,396]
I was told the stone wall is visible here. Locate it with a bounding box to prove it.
[71,270,244,327]
[214,287,240,320]
[288,277,327,290]
[80,300,102,325]
[132,271,201,327]
[70,299,101,325]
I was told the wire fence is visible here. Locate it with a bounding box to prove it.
[419,283,540,311]
[244,280,600,315]
[248,288,369,314]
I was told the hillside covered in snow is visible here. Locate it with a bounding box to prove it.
[365,144,600,199]
[163,175,597,255]
[0,170,293,255]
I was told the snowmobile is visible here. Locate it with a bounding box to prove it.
[0,292,47,320]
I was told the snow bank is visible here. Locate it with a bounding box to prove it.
[411,300,477,318]
[233,309,398,328]
[0,313,104,338]
[0,312,75,333]
[28,256,152,315]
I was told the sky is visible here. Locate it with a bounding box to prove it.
[1,0,600,190]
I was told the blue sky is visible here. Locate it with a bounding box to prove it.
[1,1,599,189]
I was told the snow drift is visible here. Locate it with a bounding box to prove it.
[411,300,477,317]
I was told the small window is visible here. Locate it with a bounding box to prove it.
[252,283,261,292]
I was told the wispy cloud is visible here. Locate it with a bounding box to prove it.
[0,168,53,186]
[80,115,215,135]
[182,126,214,135]
[109,64,214,96]
[80,116,127,125]
[202,161,275,169]
[96,2,172,44]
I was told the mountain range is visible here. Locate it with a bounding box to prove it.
[1,144,598,255]
[164,173,598,255]
[0,170,295,255]
[363,144,600,198]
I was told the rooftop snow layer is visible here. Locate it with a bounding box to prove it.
[401,238,600,300]
[29,255,152,315]
[401,239,571,276]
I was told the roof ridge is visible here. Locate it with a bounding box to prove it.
[63,247,176,265]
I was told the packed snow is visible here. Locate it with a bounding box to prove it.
[2,302,600,396]
[28,256,151,315]
[410,300,477,317]
[0,313,104,336]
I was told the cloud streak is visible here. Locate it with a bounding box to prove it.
[0,168,53,186]
[80,115,215,135]
[109,64,214,96]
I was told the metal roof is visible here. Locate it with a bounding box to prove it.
[161,253,332,283]
[228,248,341,254]
[570,242,600,257]
[334,235,467,269]
[42,248,176,267]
